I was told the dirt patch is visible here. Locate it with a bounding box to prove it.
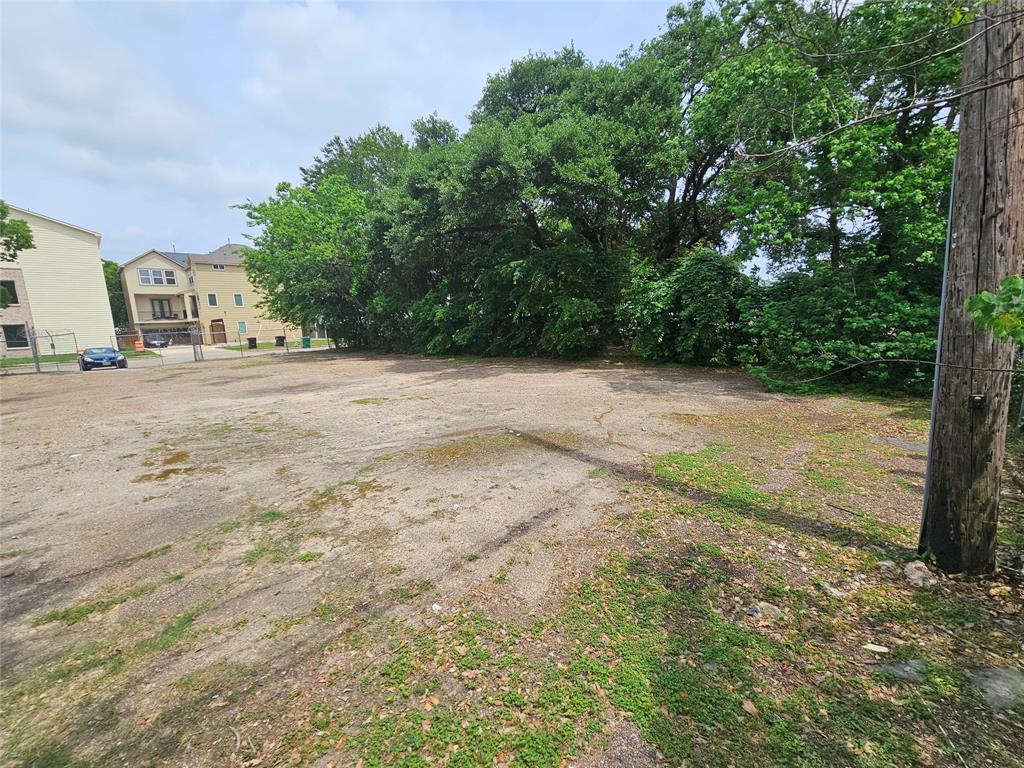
[3,353,1017,767]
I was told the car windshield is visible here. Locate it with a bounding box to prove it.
[84,348,115,355]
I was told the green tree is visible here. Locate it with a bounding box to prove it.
[102,260,129,328]
[301,125,409,195]
[618,247,753,366]
[0,201,34,262]
[239,176,370,346]
[244,0,967,384]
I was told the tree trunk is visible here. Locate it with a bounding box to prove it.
[919,1,1024,574]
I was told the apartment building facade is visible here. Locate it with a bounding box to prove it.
[1,206,115,355]
[120,243,295,344]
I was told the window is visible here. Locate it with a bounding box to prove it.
[137,267,172,286]
[207,293,218,307]
[2,324,28,349]
[188,273,194,286]
[233,293,244,307]
[237,320,248,334]
[212,264,226,271]
[0,280,18,305]
[151,299,172,319]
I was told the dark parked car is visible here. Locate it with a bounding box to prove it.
[144,336,170,348]
[79,347,127,371]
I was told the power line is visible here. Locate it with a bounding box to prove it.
[790,357,1020,385]
[738,72,1024,159]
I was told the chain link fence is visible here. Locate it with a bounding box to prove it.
[1,323,335,375]
[219,325,335,357]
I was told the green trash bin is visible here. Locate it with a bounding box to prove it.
[301,336,311,349]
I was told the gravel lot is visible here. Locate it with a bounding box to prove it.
[7,353,1014,768]
[0,352,768,763]
[1,352,764,634]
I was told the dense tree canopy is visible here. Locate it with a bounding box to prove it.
[243,0,968,389]
[0,201,34,263]
[102,259,129,328]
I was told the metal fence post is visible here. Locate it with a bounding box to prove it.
[29,326,41,374]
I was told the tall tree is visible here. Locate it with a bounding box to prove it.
[919,1,1024,574]
[102,259,129,328]
[240,176,371,346]
[300,125,409,196]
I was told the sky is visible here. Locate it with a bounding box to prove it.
[2,0,673,264]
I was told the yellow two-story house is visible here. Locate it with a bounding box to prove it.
[118,249,196,342]
[120,243,297,345]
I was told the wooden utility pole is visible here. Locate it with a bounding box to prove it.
[920,1,1024,574]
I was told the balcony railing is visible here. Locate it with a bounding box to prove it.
[137,311,189,322]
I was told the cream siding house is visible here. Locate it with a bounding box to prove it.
[119,250,197,341]
[189,244,293,343]
[119,243,296,344]
[1,206,115,354]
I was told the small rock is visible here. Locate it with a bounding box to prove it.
[885,437,928,453]
[903,561,937,588]
[702,662,718,675]
[967,668,1024,712]
[877,560,897,573]
[869,659,925,682]
[862,643,890,654]
[745,602,784,623]
[818,582,845,599]
[431,603,442,613]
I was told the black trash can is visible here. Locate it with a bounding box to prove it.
[247,337,258,349]
[275,335,286,347]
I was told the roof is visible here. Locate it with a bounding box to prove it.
[119,248,193,270]
[190,243,249,266]
[8,204,101,240]
[157,250,202,268]
[118,250,186,272]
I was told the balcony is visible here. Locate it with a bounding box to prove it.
[135,306,192,324]
[137,312,187,323]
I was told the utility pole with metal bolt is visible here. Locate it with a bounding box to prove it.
[919,1,1024,574]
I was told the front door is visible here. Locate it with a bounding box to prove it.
[210,319,227,344]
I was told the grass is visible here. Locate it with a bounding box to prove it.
[242,536,298,566]
[388,580,434,602]
[125,543,172,564]
[5,391,1020,767]
[0,349,156,368]
[419,432,525,466]
[32,571,185,626]
[274,538,934,768]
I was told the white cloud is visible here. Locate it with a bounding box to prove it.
[0,0,668,263]
[239,2,523,139]
[2,2,205,162]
